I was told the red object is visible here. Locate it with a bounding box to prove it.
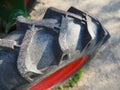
[25,0,29,6]
[29,55,88,90]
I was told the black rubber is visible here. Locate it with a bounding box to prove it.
[0,7,110,90]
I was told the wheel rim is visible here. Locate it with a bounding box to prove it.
[29,55,88,90]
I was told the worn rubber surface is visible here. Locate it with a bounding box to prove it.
[0,7,110,90]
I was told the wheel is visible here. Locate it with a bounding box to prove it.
[0,6,110,90]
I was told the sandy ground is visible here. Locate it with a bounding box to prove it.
[30,0,120,90]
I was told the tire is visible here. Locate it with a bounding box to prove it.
[0,7,110,90]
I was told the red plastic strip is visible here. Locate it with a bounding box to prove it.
[29,55,88,90]
[25,0,29,6]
